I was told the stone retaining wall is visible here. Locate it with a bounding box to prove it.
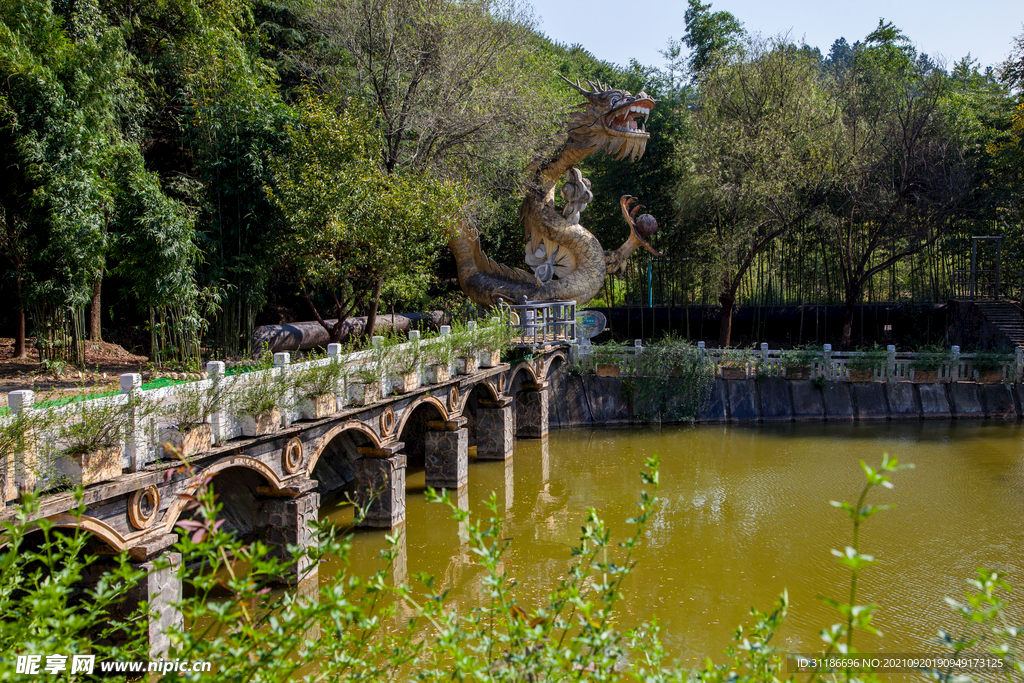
[547,368,1024,426]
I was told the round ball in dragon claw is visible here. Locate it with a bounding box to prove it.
[635,213,658,236]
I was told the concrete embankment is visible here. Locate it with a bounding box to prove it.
[546,369,1024,426]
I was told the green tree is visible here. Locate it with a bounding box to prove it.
[825,22,982,345]
[675,39,841,346]
[300,0,568,229]
[682,0,745,75]
[267,95,462,341]
[0,0,131,361]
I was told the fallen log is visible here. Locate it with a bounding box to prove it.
[252,312,449,354]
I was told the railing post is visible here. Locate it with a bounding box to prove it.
[887,345,896,382]
[823,344,832,379]
[274,353,292,428]
[1016,347,1023,383]
[951,346,961,382]
[327,343,344,405]
[760,342,769,375]
[206,361,226,445]
[121,373,145,472]
[8,390,37,497]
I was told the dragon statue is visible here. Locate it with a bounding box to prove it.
[449,77,662,307]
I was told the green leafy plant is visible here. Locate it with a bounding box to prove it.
[383,334,421,376]
[814,453,913,677]
[229,370,288,417]
[969,349,1014,372]
[290,357,345,401]
[846,346,888,373]
[911,344,949,372]
[780,345,823,369]
[631,336,716,421]
[718,347,751,367]
[0,493,150,666]
[160,381,228,432]
[58,399,129,457]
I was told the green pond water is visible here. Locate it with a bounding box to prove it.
[319,421,1024,668]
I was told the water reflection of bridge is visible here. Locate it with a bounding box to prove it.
[9,346,568,657]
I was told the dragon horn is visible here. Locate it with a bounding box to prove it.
[558,73,597,96]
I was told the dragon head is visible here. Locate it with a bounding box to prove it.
[560,76,656,162]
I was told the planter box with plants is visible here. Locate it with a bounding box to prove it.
[56,400,128,486]
[717,349,749,380]
[348,367,383,406]
[586,340,627,377]
[475,317,512,369]
[780,347,823,380]
[846,348,887,382]
[291,358,344,420]
[158,381,226,458]
[388,339,422,394]
[910,347,948,383]
[970,350,1013,384]
[230,372,287,437]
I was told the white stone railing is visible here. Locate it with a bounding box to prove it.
[0,322,508,495]
[573,341,1024,384]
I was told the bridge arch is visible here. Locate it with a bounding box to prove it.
[509,360,539,387]
[542,350,568,379]
[396,395,450,438]
[398,395,448,470]
[9,514,132,554]
[307,420,382,477]
[161,456,286,536]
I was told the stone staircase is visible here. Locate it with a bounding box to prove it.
[973,301,1024,348]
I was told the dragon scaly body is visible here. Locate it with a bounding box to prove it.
[449,78,661,307]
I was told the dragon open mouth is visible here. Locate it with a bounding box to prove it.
[606,99,654,135]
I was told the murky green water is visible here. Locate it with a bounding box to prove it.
[320,422,1024,667]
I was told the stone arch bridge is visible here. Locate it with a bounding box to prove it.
[5,348,568,655]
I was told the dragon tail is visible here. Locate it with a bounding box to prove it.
[449,222,539,306]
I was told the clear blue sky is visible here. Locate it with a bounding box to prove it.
[529,0,1022,72]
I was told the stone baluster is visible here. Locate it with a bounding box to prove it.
[1015,347,1023,383]
[760,342,769,375]
[274,352,292,428]
[121,373,145,472]
[887,345,897,382]
[823,344,832,379]
[206,361,226,445]
[7,390,37,499]
[951,345,961,382]
[440,325,452,376]
[327,343,345,409]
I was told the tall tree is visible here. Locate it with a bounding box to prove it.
[825,21,979,345]
[675,39,841,346]
[267,95,462,341]
[682,0,745,75]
